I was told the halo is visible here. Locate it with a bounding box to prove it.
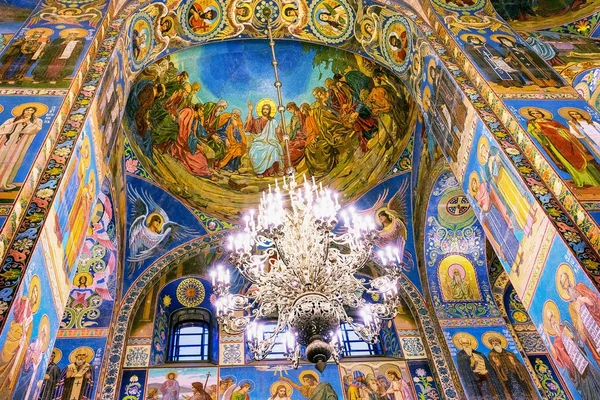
[282,4,299,22]
[256,98,277,118]
[25,28,54,37]
[482,331,508,349]
[69,346,95,364]
[422,86,431,111]
[556,263,575,301]
[38,315,51,350]
[59,28,87,38]
[160,16,176,35]
[165,371,178,379]
[468,171,480,198]
[12,102,48,118]
[427,59,437,84]
[448,263,466,279]
[542,300,560,336]
[146,213,164,226]
[270,381,293,397]
[51,348,63,364]
[575,82,591,99]
[382,366,402,378]
[29,274,41,313]
[235,3,252,22]
[490,34,515,44]
[558,106,591,121]
[298,370,319,382]
[519,106,553,120]
[477,135,490,165]
[459,33,485,43]
[237,380,256,393]
[74,271,93,286]
[452,332,479,351]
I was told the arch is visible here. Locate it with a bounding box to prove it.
[99,233,460,400]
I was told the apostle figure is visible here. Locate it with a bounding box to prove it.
[0,30,50,82]
[525,107,600,188]
[282,371,338,400]
[564,108,600,159]
[463,35,525,88]
[32,29,85,84]
[161,372,180,400]
[445,267,474,300]
[558,268,600,364]
[484,332,538,399]
[232,382,252,400]
[346,371,372,400]
[246,101,284,177]
[202,99,228,168]
[495,36,564,88]
[53,347,95,400]
[172,103,212,178]
[0,104,44,191]
[218,109,247,171]
[454,333,505,399]
[38,350,61,400]
[544,303,600,400]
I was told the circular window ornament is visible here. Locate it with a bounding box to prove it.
[176,278,206,307]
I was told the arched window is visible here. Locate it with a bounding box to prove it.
[168,308,212,362]
[340,322,383,357]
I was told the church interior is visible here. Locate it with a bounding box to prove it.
[3,0,600,399]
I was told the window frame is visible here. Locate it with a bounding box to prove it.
[167,308,213,363]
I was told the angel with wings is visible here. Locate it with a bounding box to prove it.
[127,187,196,275]
[357,179,410,268]
[30,0,104,28]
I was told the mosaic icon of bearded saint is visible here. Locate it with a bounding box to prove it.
[483,332,538,399]
[543,301,600,400]
[453,333,505,399]
[268,382,293,400]
[53,347,95,400]
[0,29,52,83]
[127,187,196,275]
[281,371,339,400]
[445,264,474,300]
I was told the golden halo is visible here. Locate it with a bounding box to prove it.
[298,370,319,382]
[422,86,431,111]
[490,34,515,44]
[69,346,95,364]
[235,3,252,22]
[51,348,63,364]
[74,271,93,286]
[270,381,293,397]
[59,28,87,38]
[558,106,591,121]
[477,135,489,165]
[256,98,277,118]
[360,19,375,38]
[542,300,560,336]
[519,106,553,120]
[482,331,508,349]
[383,366,402,378]
[282,4,299,22]
[12,102,48,118]
[38,315,51,351]
[452,332,479,351]
[25,28,54,37]
[160,16,176,35]
[556,263,575,301]
[29,274,41,313]
[147,212,164,226]
[165,371,178,379]
[427,59,437,84]
[459,33,485,43]
[468,171,480,198]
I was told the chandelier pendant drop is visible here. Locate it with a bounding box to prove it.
[211,6,405,372]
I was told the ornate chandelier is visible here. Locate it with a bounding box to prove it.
[210,7,405,372]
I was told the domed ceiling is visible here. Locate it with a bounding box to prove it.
[124,40,416,220]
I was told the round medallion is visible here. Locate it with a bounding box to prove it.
[255,1,280,23]
[446,195,471,216]
[176,278,205,307]
[130,12,154,69]
[381,16,412,74]
[179,0,225,41]
[308,0,354,44]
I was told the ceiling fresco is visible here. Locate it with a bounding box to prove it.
[123,39,416,220]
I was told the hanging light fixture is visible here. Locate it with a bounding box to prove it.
[210,6,405,372]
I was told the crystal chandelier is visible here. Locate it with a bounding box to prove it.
[210,7,405,372]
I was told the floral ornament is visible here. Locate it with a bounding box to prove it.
[176,278,205,307]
